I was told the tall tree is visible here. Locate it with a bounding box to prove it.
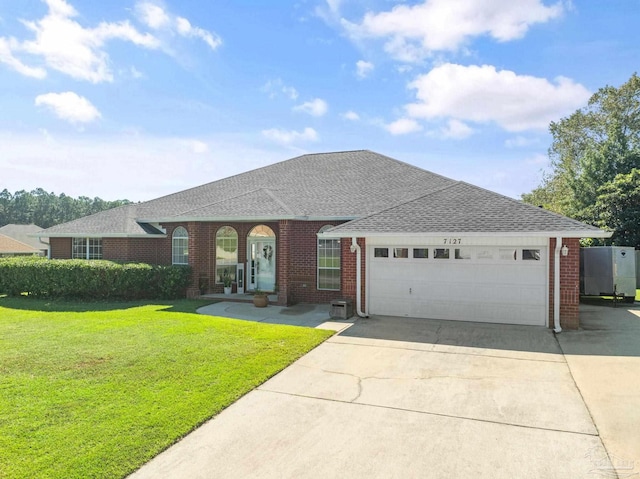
[0,189,132,228]
[523,73,640,245]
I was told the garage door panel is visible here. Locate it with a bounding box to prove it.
[369,246,547,326]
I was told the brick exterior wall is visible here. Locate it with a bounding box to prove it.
[50,237,72,259]
[548,237,581,330]
[49,227,580,329]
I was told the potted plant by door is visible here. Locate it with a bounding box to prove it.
[222,270,233,295]
[253,289,268,308]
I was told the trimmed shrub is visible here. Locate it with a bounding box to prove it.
[0,257,192,299]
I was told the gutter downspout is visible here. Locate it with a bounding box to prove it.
[554,236,562,333]
[350,237,368,318]
[38,237,51,259]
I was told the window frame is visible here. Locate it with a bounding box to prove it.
[172,227,189,265]
[72,237,103,260]
[317,225,341,291]
[215,226,239,283]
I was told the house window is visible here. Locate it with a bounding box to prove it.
[393,248,409,258]
[72,238,103,260]
[434,248,450,259]
[216,226,238,283]
[318,225,340,291]
[374,248,389,258]
[413,248,428,259]
[172,227,189,265]
[523,249,541,261]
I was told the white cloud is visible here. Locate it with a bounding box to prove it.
[405,63,591,132]
[0,0,221,83]
[385,118,422,135]
[35,91,101,124]
[441,119,474,139]
[356,60,374,79]
[262,127,318,145]
[0,37,47,78]
[175,17,221,50]
[261,78,298,100]
[342,110,360,121]
[135,2,170,29]
[0,0,159,83]
[342,0,564,62]
[293,98,328,117]
[135,2,222,50]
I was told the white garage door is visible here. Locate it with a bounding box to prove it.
[368,245,547,326]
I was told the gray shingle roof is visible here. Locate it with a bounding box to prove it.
[41,204,164,236]
[326,181,606,236]
[0,224,47,249]
[39,150,606,237]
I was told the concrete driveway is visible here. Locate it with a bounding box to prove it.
[129,307,638,479]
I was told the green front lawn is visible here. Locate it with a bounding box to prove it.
[0,298,333,479]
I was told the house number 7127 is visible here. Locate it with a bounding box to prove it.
[444,238,462,245]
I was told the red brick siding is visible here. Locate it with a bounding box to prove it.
[50,237,72,259]
[548,237,580,330]
[284,220,351,305]
[340,237,366,311]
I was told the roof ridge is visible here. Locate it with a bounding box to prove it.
[456,181,600,228]
[263,188,295,215]
[338,181,462,228]
[172,188,265,217]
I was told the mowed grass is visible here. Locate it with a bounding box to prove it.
[0,297,333,479]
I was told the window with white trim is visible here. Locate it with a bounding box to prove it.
[318,225,340,291]
[216,226,238,283]
[172,227,189,265]
[72,238,103,260]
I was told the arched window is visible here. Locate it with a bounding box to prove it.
[248,225,275,238]
[318,225,340,291]
[172,226,189,265]
[216,226,238,283]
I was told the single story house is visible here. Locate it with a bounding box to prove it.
[0,233,43,257]
[38,150,609,330]
[0,224,48,256]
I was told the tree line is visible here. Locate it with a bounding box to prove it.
[0,188,132,229]
[523,73,640,248]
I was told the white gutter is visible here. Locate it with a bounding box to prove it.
[350,237,368,318]
[553,237,562,334]
[38,237,51,259]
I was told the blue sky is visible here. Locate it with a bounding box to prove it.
[1,0,638,202]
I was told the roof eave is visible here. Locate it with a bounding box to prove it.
[35,233,168,239]
[136,215,359,223]
[319,230,613,239]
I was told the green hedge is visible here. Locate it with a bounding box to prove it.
[0,257,192,299]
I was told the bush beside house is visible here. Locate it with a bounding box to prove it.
[0,257,191,299]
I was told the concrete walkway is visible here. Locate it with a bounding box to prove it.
[557,303,640,478]
[128,304,640,479]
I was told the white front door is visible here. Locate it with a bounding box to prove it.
[248,239,276,291]
[368,245,547,326]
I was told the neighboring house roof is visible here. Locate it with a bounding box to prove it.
[0,224,48,250]
[325,181,608,238]
[37,150,607,238]
[0,233,41,254]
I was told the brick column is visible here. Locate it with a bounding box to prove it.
[341,237,366,310]
[549,238,580,330]
[277,220,291,306]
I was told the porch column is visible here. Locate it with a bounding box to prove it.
[277,220,291,306]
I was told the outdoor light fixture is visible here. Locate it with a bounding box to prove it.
[561,244,569,256]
